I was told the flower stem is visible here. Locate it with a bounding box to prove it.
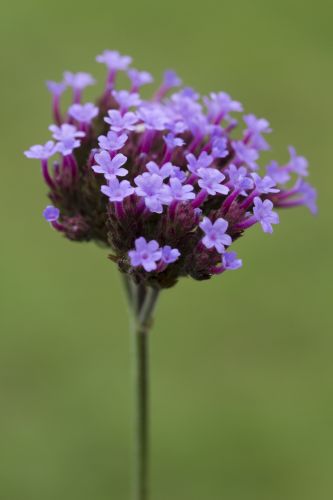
[123,276,159,500]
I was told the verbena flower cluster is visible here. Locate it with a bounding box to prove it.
[25,50,317,288]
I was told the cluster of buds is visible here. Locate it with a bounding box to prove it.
[25,50,317,289]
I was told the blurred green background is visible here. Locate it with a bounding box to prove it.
[0,0,332,499]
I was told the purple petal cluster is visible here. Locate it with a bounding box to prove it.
[25,50,317,288]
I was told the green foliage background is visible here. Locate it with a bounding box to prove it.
[0,1,332,499]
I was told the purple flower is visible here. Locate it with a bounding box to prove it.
[161,245,181,264]
[222,251,242,270]
[287,146,308,177]
[98,131,128,151]
[128,68,153,89]
[56,137,81,156]
[168,177,195,201]
[63,72,95,90]
[92,151,128,179]
[46,80,66,96]
[24,141,57,160]
[186,151,213,174]
[68,103,99,123]
[266,161,291,185]
[227,164,254,193]
[49,123,85,141]
[137,105,167,131]
[163,133,185,149]
[129,237,162,272]
[253,197,279,233]
[211,137,228,159]
[96,50,132,71]
[146,161,173,179]
[134,173,172,213]
[204,92,243,121]
[197,168,229,196]
[200,217,232,253]
[101,178,134,202]
[251,173,279,194]
[112,90,141,111]
[104,110,138,132]
[163,70,182,88]
[43,205,60,222]
[232,141,259,170]
[170,166,187,183]
[243,114,271,135]
[298,181,318,214]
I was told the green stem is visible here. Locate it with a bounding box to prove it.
[123,276,159,500]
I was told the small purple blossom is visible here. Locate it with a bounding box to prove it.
[163,70,182,88]
[137,105,167,131]
[161,245,181,264]
[146,161,173,179]
[49,123,85,141]
[251,173,279,194]
[298,181,318,214]
[112,90,141,111]
[46,80,66,96]
[197,168,229,196]
[204,92,243,121]
[200,217,232,253]
[134,173,172,213]
[253,197,280,233]
[92,151,128,179]
[163,133,185,149]
[186,151,213,174]
[128,69,153,89]
[287,146,309,177]
[68,103,99,123]
[227,164,254,193]
[24,141,57,160]
[98,131,128,151]
[266,161,291,185]
[104,110,138,132]
[57,137,81,156]
[244,114,271,135]
[232,141,259,170]
[211,137,228,159]
[96,50,132,71]
[128,237,162,272]
[101,178,134,202]
[168,177,195,202]
[222,251,242,270]
[43,205,60,222]
[63,72,95,90]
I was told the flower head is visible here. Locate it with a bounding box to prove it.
[26,49,316,288]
